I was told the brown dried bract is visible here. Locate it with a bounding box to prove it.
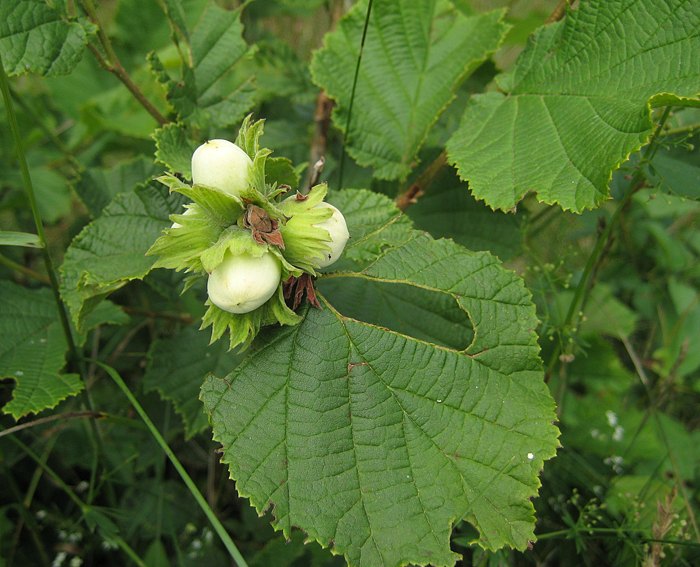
[283,274,321,310]
[243,204,285,249]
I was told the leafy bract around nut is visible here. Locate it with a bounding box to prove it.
[201,286,301,351]
[279,184,335,274]
[147,176,240,274]
[147,116,349,350]
[198,221,300,350]
[198,224,297,278]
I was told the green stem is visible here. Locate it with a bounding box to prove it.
[537,526,699,548]
[4,464,51,567]
[96,361,249,567]
[0,411,106,440]
[545,107,672,379]
[0,252,51,284]
[642,107,672,163]
[662,122,700,137]
[338,0,373,188]
[528,204,556,226]
[537,527,644,540]
[621,336,700,541]
[527,205,561,241]
[0,55,79,366]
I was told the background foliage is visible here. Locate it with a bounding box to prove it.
[1,1,699,566]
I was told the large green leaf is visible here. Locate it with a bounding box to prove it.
[150,3,255,128]
[447,0,700,212]
[0,282,82,419]
[201,190,559,566]
[0,0,95,77]
[143,326,243,439]
[60,183,185,331]
[311,0,508,180]
[190,3,255,126]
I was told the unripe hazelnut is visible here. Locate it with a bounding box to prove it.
[313,203,349,268]
[191,139,253,198]
[207,252,281,314]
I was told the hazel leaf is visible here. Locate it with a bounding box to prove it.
[201,189,560,566]
[0,1,96,77]
[447,0,700,212]
[0,282,82,419]
[311,1,508,180]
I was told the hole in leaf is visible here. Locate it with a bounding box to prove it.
[317,277,474,350]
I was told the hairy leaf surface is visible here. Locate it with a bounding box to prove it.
[153,123,198,178]
[150,3,255,128]
[0,0,95,77]
[201,190,559,566]
[190,4,255,126]
[311,0,508,180]
[0,282,82,419]
[447,0,700,212]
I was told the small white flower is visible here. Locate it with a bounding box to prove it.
[605,410,618,427]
